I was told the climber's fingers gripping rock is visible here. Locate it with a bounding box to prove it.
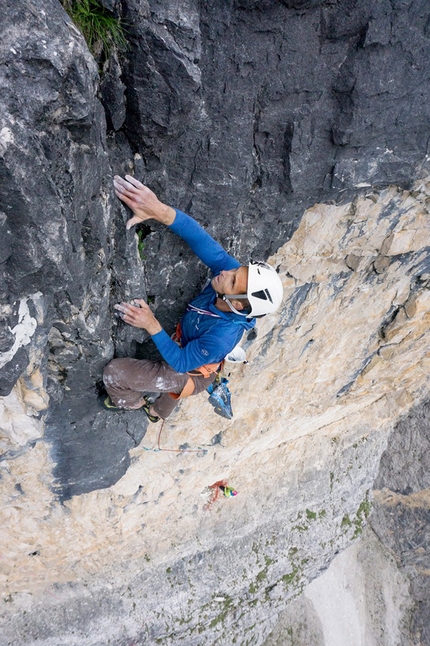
[114,299,162,336]
[113,175,176,229]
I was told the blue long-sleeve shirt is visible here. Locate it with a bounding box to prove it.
[151,209,255,372]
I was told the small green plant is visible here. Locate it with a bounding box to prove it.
[341,514,352,527]
[137,229,146,260]
[61,0,127,61]
[282,568,298,586]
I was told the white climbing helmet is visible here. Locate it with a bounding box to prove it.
[223,260,283,318]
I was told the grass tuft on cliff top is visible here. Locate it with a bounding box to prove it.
[61,0,127,61]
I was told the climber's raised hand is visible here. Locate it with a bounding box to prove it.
[114,299,162,336]
[113,175,176,229]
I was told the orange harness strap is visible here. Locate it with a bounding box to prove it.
[169,362,222,400]
[188,363,221,378]
[168,377,195,400]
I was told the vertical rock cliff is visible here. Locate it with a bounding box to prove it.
[1,0,429,644]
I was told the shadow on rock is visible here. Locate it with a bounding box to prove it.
[45,393,149,500]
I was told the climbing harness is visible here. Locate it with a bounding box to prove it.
[169,303,249,415]
[168,321,223,400]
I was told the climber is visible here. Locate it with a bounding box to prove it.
[101,174,283,422]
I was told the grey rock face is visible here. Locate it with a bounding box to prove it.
[0,424,384,645]
[1,2,430,641]
[121,0,430,263]
[0,0,148,497]
[263,524,413,646]
[1,0,430,497]
[372,399,430,646]
[113,0,430,349]
[100,51,126,131]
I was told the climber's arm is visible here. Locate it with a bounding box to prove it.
[114,175,238,274]
[114,300,231,372]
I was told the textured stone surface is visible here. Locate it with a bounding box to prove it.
[0,0,150,498]
[263,526,412,646]
[372,400,430,646]
[1,178,430,644]
[2,0,430,498]
[267,399,430,646]
[121,0,430,265]
[1,0,430,643]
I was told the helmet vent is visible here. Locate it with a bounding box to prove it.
[251,289,273,303]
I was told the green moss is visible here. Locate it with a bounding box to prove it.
[305,509,317,520]
[282,569,298,586]
[208,596,233,629]
[357,498,371,519]
[166,567,172,574]
[293,524,308,532]
[178,615,192,626]
[256,569,267,582]
[352,496,372,538]
[319,509,327,518]
[341,514,352,527]
[248,567,269,594]
[137,229,146,260]
[340,496,372,539]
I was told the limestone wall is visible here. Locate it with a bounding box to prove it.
[264,526,413,646]
[1,0,430,644]
[1,178,430,644]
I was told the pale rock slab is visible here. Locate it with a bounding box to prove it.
[264,526,412,646]
[1,179,430,644]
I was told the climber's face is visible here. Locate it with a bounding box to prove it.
[211,266,248,297]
